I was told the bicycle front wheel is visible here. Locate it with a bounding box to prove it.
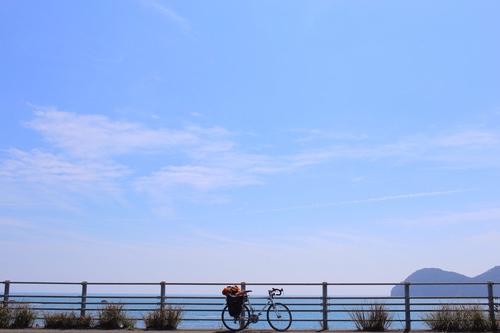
[221,304,250,331]
[267,302,292,331]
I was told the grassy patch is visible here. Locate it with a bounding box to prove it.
[3,303,37,328]
[0,306,11,328]
[423,303,490,332]
[348,303,393,331]
[97,302,136,329]
[143,305,184,330]
[43,311,93,329]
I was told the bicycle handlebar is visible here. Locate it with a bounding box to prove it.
[268,288,284,298]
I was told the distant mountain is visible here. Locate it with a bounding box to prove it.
[473,266,500,282]
[390,266,500,297]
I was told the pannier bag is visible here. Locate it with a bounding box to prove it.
[227,294,244,317]
[222,285,245,317]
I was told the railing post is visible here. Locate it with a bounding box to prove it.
[404,282,411,333]
[3,280,10,306]
[241,281,246,291]
[160,281,166,310]
[487,281,497,333]
[81,281,87,317]
[322,282,329,330]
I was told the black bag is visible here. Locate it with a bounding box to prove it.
[226,295,244,317]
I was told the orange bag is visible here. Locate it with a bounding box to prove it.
[222,285,240,295]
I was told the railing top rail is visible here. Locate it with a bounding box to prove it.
[2,281,237,286]
[2,280,497,286]
[2,281,83,285]
[2,281,325,286]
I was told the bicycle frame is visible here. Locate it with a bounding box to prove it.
[245,288,280,323]
[247,296,274,323]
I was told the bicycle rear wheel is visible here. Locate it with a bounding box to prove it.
[221,304,250,331]
[267,302,292,331]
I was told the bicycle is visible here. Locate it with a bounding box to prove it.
[221,287,292,331]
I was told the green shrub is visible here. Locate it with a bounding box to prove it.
[423,304,490,332]
[97,302,136,329]
[9,303,37,328]
[143,305,184,330]
[43,311,93,329]
[348,303,393,331]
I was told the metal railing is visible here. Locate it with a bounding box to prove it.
[1,280,499,331]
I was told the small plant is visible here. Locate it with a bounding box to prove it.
[76,313,94,329]
[143,305,184,330]
[9,303,37,328]
[349,303,393,331]
[0,306,11,328]
[495,302,500,329]
[97,302,136,329]
[423,303,490,332]
[44,311,76,329]
[43,311,93,329]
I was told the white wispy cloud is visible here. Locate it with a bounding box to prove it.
[2,107,283,211]
[0,216,34,228]
[22,107,279,191]
[25,107,199,159]
[135,165,253,194]
[3,106,500,214]
[433,129,499,147]
[22,107,500,171]
[0,148,130,210]
[0,148,130,183]
[245,190,468,214]
[141,0,192,34]
[291,128,370,143]
[393,207,500,228]
[288,128,500,168]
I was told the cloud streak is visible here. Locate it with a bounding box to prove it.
[235,189,469,215]
[25,107,200,159]
[0,148,130,182]
[289,128,500,169]
[2,106,499,215]
[141,0,192,34]
[387,206,500,228]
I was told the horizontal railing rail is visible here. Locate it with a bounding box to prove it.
[1,280,499,331]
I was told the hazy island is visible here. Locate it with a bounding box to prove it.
[390,266,500,297]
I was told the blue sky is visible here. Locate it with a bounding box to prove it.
[1,0,500,294]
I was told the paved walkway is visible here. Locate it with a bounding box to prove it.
[0,327,431,333]
[0,330,331,333]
